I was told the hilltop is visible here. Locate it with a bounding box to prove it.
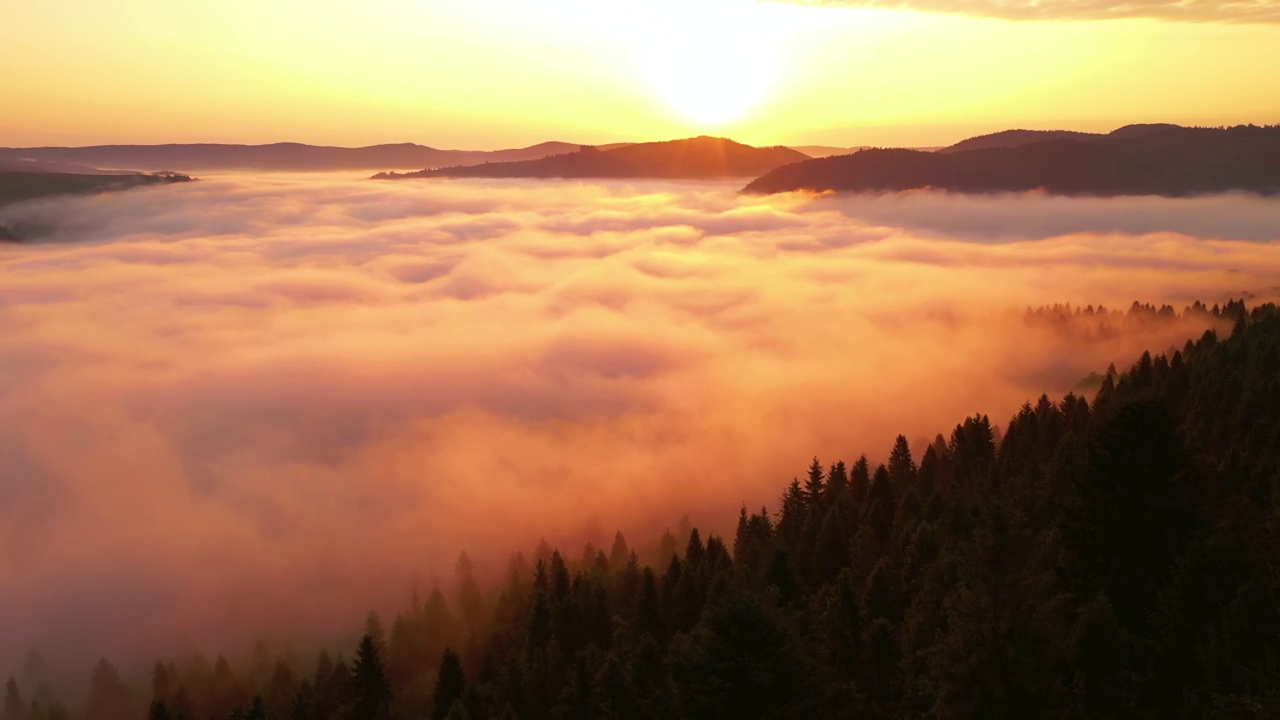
[937,124,1183,153]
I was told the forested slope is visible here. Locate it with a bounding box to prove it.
[9,301,1279,720]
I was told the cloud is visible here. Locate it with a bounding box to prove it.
[772,0,1280,23]
[1,174,1278,682]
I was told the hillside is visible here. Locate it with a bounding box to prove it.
[0,171,192,208]
[0,142,584,173]
[743,125,1280,197]
[0,171,193,241]
[378,137,812,181]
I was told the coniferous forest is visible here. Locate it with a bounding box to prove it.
[7,301,1280,719]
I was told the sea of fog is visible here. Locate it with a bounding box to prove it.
[2,174,1279,678]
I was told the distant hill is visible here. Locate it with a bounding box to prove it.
[743,125,1280,198]
[940,123,1183,153]
[0,142,584,173]
[790,145,942,158]
[1108,123,1184,139]
[0,158,138,175]
[0,171,193,240]
[379,137,811,181]
[792,145,869,158]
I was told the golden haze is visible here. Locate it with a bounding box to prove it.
[3,0,1280,147]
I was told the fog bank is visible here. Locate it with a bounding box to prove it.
[1,175,1277,678]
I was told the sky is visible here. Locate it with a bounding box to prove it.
[4,0,1280,148]
[3,175,1279,678]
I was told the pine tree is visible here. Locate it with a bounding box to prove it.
[364,610,388,660]
[4,679,25,720]
[635,568,662,640]
[549,551,571,603]
[685,528,705,570]
[431,649,466,720]
[211,655,246,720]
[349,634,392,720]
[850,455,871,505]
[321,654,351,718]
[804,456,826,504]
[827,460,849,498]
[888,435,916,488]
[608,531,630,571]
[267,660,298,719]
[86,659,132,720]
[289,681,316,720]
[457,553,484,632]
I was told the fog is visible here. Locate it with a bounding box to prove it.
[1,175,1278,681]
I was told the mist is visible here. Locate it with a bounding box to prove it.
[1,175,1277,682]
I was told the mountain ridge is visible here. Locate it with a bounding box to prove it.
[376,136,811,181]
[744,124,1280,197]
[939,123,1184,153]
[0,142,586,173]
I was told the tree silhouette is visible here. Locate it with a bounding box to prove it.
[431,649,466,720]
[4,679,24,720]
[349,634,391,720]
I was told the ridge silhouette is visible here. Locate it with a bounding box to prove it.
[377,136,811,180]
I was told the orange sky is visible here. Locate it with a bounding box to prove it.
[4,0,1280,148]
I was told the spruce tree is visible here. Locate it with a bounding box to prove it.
[4,679,25,720]
[349,634,391,720]
[431,649,466,720]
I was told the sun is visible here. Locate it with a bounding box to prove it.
[636,2,781,128]
[645,35,776,126]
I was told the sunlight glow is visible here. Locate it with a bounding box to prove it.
[643,22,778,126]
[2,0,1279,147]
[607,0,785,127]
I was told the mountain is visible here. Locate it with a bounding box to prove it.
[939,123,1182,153]
[378,137,812,180]
[0,141,584,173]
[743,124,1280,197]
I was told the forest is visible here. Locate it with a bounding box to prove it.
[6,300,1278,719]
